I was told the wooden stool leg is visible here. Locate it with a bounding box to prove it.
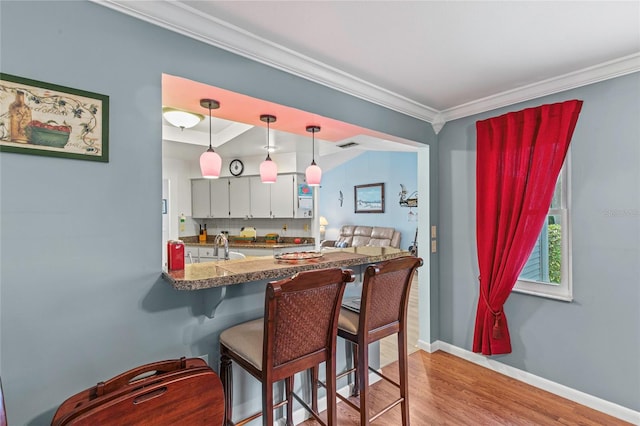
[398,331,410,426]
[285,376,294,426]
[326,355,337,426]
[220,352,233,426]
[351,341,360,397]
[311,366,319,413]
[358,341,370,425]
[263,381,274,426]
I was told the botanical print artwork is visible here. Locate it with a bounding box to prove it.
[0,73,108,162]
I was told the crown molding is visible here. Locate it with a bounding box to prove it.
[94,1,639,131]
[438,53,640,123]
[93,0,439,123]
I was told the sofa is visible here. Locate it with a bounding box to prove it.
[321,225,401,249]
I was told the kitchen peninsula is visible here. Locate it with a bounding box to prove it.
[181,235,314,252]
[163,246,410,291]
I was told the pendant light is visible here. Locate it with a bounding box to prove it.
[305,125,322,186]
[200,99,222,179]
[259,114,278,183]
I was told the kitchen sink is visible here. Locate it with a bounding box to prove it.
[195,251,246,264]
[227,251,246,260]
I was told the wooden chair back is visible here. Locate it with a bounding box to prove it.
[264,268,352,382]
[359,256,423,342]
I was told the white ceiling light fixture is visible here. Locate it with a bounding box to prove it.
[305,125,322,186]
[259,114,278,183]
[162,107,204,130]
[200,99,222,179]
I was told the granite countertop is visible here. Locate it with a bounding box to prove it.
[163,247,410,291]
[181,235,314,249]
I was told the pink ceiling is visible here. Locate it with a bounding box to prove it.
[162,73,401,143]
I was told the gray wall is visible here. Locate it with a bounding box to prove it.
[437,72,640,410]
[0,1,435,424]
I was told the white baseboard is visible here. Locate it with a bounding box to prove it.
[418,340,640,425]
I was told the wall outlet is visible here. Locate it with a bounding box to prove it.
[282,224,287,232]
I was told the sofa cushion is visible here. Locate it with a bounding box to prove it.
[368,237,392,247]
[371,227,395,240]
[367,226,395,247]
[352,235,371,246]
[353,226,373,237]
[336,235,353,247]
[341,225,356,236]
[323,224,401,249]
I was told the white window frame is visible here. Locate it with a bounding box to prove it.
[513,154,573,302]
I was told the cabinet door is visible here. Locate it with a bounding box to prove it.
[209,178,230,218]
[191,179,211,218]
[271,174,295,218]
[249,176,271,218]
[229,177,251,218]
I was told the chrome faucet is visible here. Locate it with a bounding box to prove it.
[214,233,229,260]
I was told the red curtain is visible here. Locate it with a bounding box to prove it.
[473,100,583,355]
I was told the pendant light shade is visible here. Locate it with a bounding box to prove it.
[305,125,322,186]
[200,149,222,178]
[200,99,221,179]
[260,114,278,183]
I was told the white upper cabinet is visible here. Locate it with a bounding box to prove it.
[210,179,230,218]
[271,174,295,218]
[191,179,211,218]
[229,177,251,219]
[249,176,271,218]
[191,179,230,218]
[193,174,307,219]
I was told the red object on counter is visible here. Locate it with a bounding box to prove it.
[167,240,185,271]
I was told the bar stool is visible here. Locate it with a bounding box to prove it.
[219,268,353,426]
[336,256,422,425]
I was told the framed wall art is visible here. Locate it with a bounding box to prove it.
[0,73,109,162]
[354,182,385,213]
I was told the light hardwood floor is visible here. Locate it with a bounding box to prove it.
[379,274,419,367]
[301,274,631,425]
[300,350,632,425]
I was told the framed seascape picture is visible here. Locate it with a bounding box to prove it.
[0,73,109,162]
[354,182,385,213]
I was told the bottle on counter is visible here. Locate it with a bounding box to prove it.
[199,224,206,243]
[9,90,32,143]
[203,224,208,240]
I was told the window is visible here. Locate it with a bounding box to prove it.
[514,156,572,301]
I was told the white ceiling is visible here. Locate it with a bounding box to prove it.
[99,0,640,125]
[99,0,639,157]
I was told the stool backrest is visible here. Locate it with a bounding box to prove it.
[264,268,352,380]
[359,256,423,339]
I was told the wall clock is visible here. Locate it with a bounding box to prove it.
[229,159,244,176]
